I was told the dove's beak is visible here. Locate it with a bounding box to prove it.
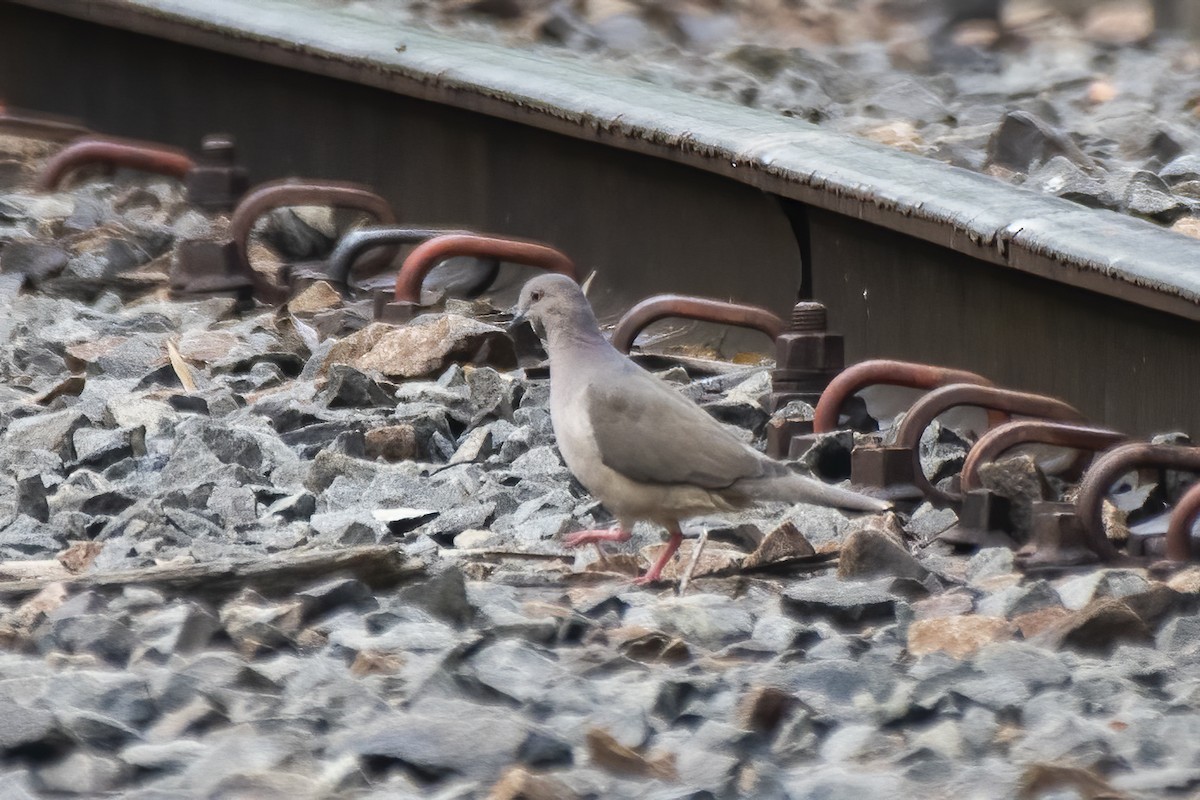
[507,308,527,332]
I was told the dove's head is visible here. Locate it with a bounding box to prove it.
[513,274,599,342]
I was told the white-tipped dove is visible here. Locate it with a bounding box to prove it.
[513,274,891,584]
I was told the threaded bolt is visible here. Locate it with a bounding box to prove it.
[790,301,827,332]
[200,133,237,165]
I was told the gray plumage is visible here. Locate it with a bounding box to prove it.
[514,274,889,582]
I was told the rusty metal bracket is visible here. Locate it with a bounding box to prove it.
[36,135,195,190]
[960,421,1127,493]
[769,302,843,406]
[228,178,397,304]
[1076,443,1200,561]
[324,225,480,295]
[814,359,998,434]
[184,133,248,212]
[764,302,844,458]
[379,234,576,322]
[890,384,1085,505]
[169,239,254,303]
[610,294,784,354]
[1167,482,1200,561]
[1017,501,1103,569]
[939,488,1019,550]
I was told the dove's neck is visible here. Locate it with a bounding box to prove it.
[544,304,612,366]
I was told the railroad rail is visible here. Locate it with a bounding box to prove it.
[3,0,1200,440]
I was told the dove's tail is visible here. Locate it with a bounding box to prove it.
[740,470,893,513]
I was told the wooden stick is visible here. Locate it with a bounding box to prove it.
[677,530,708,595]
[0,545,422,600]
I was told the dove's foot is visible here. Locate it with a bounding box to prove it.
[563,528,631,548]
[634,527,683,586]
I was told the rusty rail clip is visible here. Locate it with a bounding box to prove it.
[225,178,397,304]
[877,384,1085,505]
[610,294,784,354]
[36,135,196,191]
[959,421,1127,493]
[378,234,576,323]
[941,421,1126,551]
[1076,443,1200,560]
[1167,482,1200,561]
[814,359,999,434]
[324,225,485,297]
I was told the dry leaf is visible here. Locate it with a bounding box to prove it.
[166,339,197,392]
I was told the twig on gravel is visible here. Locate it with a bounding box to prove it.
[677,530,708,595]
[0,545,423,600]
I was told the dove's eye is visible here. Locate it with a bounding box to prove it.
[530,290,544,302]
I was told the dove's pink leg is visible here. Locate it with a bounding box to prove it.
[563,528,631,547]
[634,524,683,586]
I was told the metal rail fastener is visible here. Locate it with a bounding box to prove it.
[379,234,576,322]
[325,225,482,294]
[184,134,248,212]
[940,421,1126,551]
[769,303,843,402]
[814,359,999,434]
[609,294,785,354]
[959,421,1127,493]
[889,384,1086,505]
[36,135,195,190]
[1076,443,1200,561]
[1166,482,1200,561]
[228,179,397,304]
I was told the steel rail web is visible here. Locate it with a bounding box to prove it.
[7,0,1200,323]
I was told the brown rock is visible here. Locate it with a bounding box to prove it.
[218,593,304,658]
[1086,80,1117,105]
[911,592,974,620]
[1167,567,1200,594]
[619,631,690,664]
[31,376,86,406]
[1012,606,1073,638]
[640,540,744,580]
[57,541,103,574]
[1120,584,1182,627]
[1018,762,1127,800]
[737,686,796,735]
[66,335,126,364]
[1083,2,1152,44]
[246,240,285,284]
[350,650,405,677]
[489,767,580,800]
[364,424,419,462]
[837,518,927,582]
[585,728,677,780]
[977,454,1051,535]
[322,323,391,372]
[1101,499,1129,544]
[1036,598,1151,654]
[742,520,815,569]
[1171,217,1200,240]
[177,330,240,363]
[583,552,642,577]
[862,121,925,153]
[907,615,1013,659]
[324,315,516,380]
[288,280,343,315]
